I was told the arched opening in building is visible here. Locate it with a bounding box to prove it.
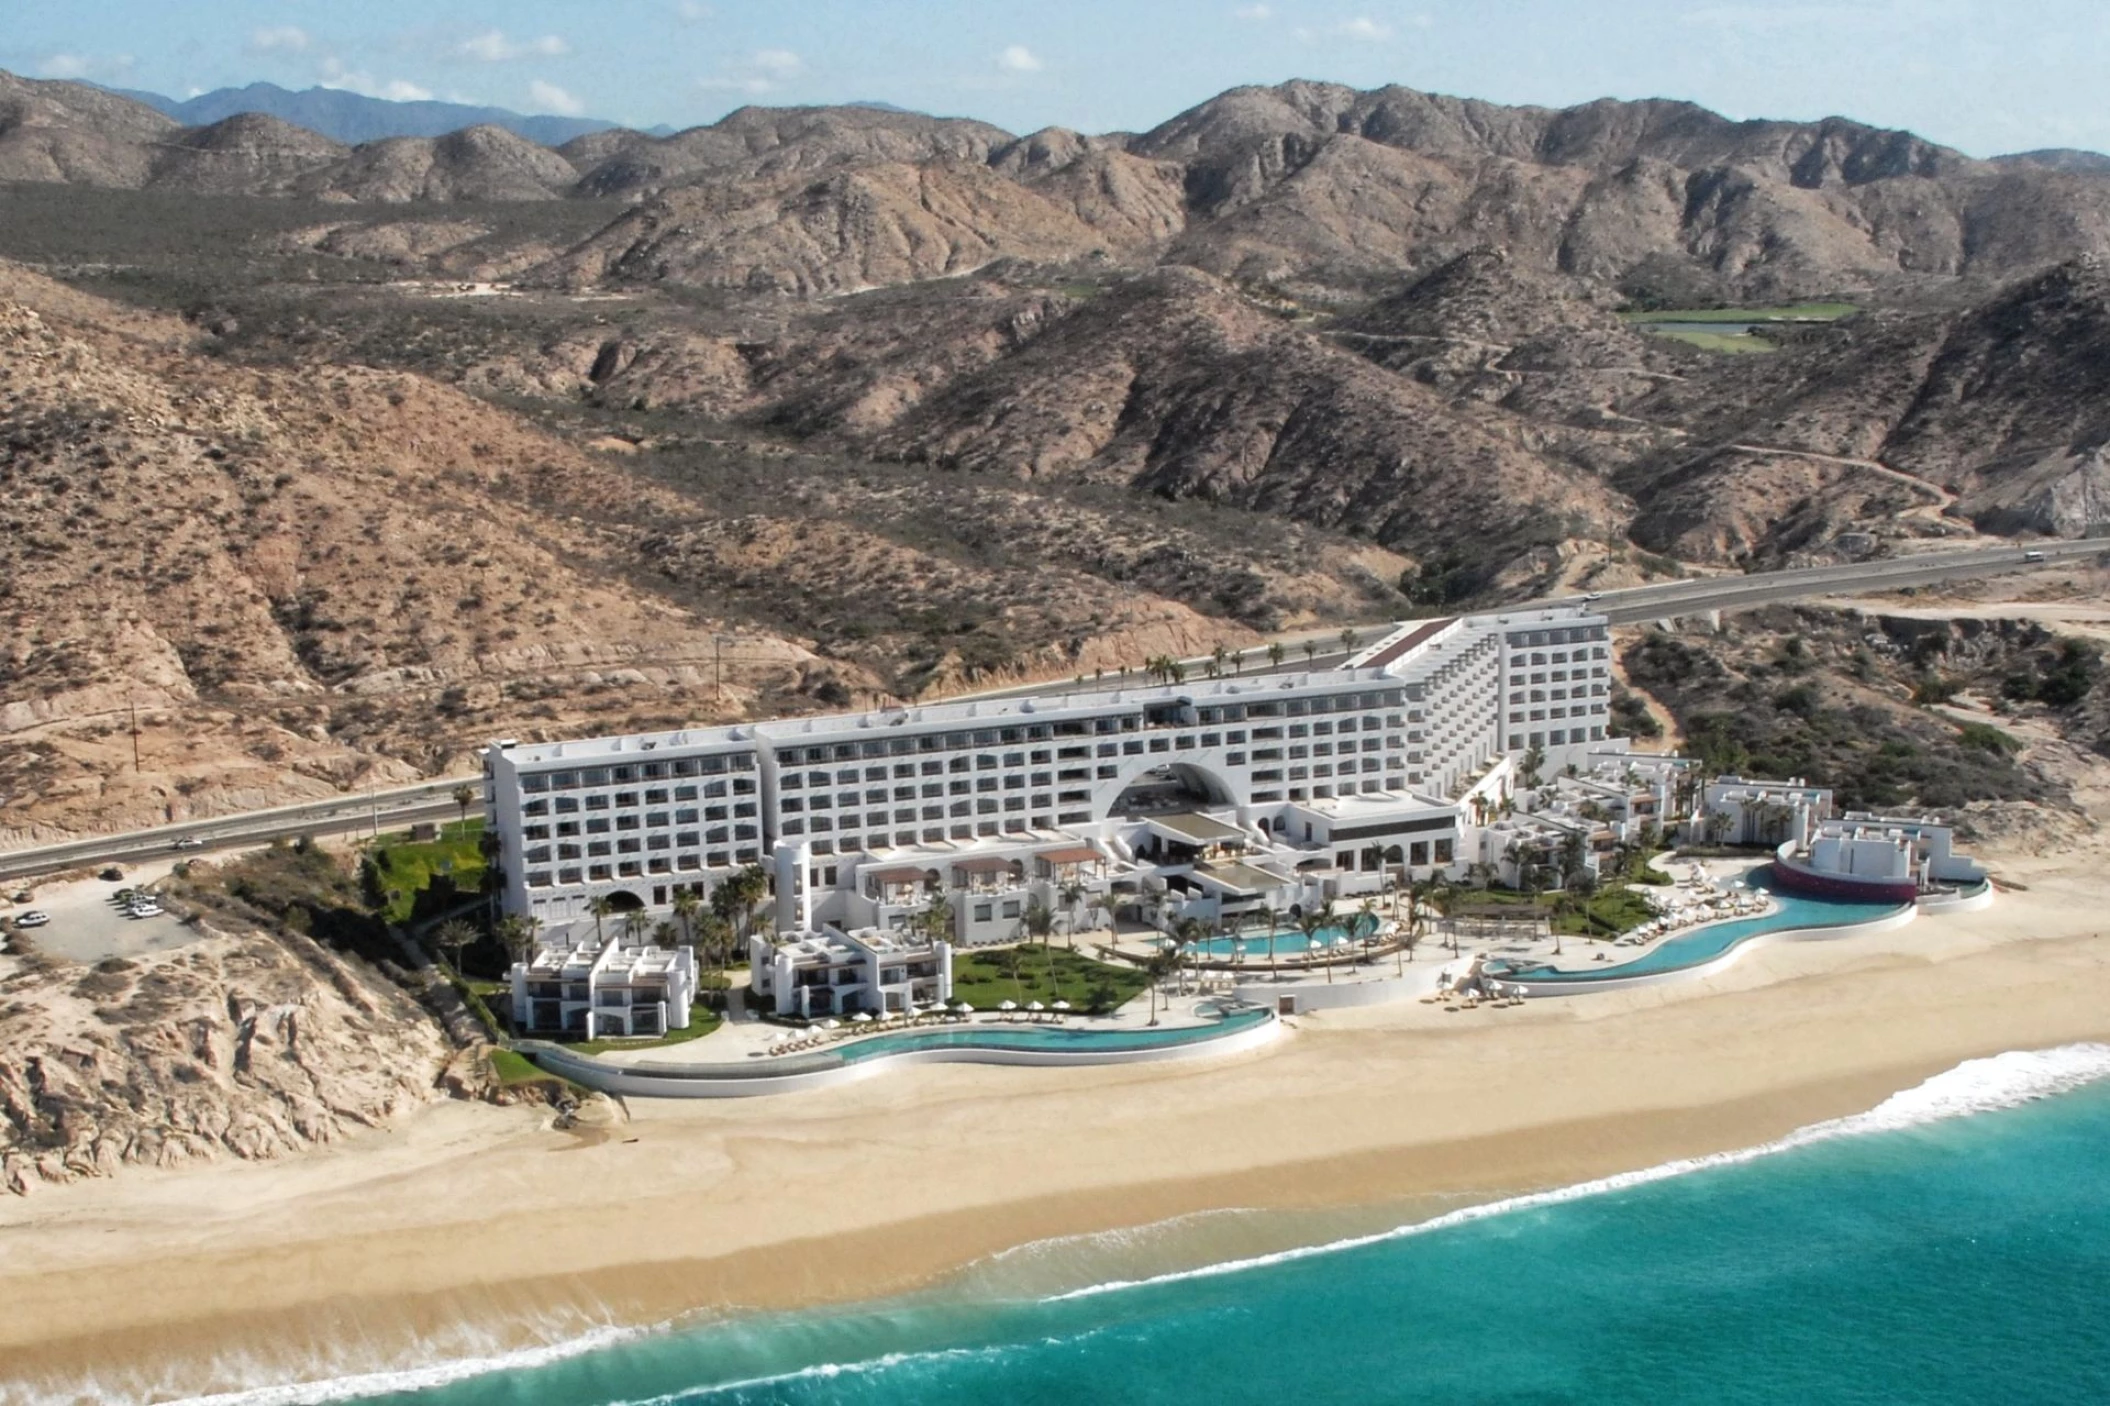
[603,889,646,913]
[1111,763,1236,818]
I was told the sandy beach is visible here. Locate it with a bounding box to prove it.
[6,843,2110,1402]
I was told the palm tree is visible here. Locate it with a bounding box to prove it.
[1022,896,1057,948]
[652,920,679,947]
[919,893,956,945]
[1172,916,1209,996]
[1267,641,1286,669]
[1211,643,1228,677]
[671,887,702,957]
[587,894,614,947]
[451,783,476,834]
[1229,649,1245,675]
[1338,627,1360,656]
[1296,907,1332,983]
[1302,640,1319,664]
[495,913,540,970]
[621,909,650,946]
[435,918,476,975]
[1143,946,1182,1026]
[1058,880,1087,949]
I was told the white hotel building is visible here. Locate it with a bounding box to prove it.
[483,608,1616,942]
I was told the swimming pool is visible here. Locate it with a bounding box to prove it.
[1484,871,1905,986]
[1167,914,1383,960]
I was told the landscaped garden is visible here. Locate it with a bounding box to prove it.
[948,943,1152,1014]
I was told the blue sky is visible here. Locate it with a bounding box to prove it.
[6,0,2104,156]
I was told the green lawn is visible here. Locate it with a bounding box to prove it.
[1623,302,1858,324]
[564,1008,724,1056]
[489,1049,559,1086]
[949,944,1151,1015]
[1446,885,1657,937]
[1644,327,1780,354]
[367,819,486,924]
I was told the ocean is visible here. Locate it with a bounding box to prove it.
[179,1044,2110,1406]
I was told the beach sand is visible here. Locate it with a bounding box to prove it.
[6,847,2110,1401]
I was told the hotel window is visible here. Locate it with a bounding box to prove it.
[526,870,552,888]
[523,799,549,817]
[558,843,582,860]
[588,841,612,858]
[1227,752,1246,766]
[589,864,612,881]
[560,867,583,884]
[1147,738,1169,753]
[617,838,642,855]
[676,831,699,848]
[1124,740,1145,755]
[1033,793,1053,808]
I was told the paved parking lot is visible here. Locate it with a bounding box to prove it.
[4,865,206,965]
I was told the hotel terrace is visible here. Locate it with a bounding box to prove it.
[485,607,1618,970]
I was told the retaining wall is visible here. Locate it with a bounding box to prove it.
[521,1012,1283,1099]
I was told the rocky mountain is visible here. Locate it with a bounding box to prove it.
[1613,257,2110,556]
[0,920,454,1194]
[12,68,2110,300]
[120,80,621,146]
[0,260,1411,837]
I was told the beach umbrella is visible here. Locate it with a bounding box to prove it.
[956,1001,975,1014]
[1026,1000,1045,1012]
[998,999,1018,1011]
[852,1011,873,1023]
[1051,999,1071,1011]
[819,1018,840,1030]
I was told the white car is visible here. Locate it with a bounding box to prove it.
[173,836,205,850]
[13,910,50,929]
[127,902,162,919]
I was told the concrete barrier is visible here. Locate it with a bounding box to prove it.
[1501,904,1919,997]
[519,1010,1283,1099]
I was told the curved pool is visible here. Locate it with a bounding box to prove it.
[834,1007,1273,1062]
[1485,870,1906,986]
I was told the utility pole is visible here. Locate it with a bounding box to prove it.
[129,694,141,774]
[714,635,723,701]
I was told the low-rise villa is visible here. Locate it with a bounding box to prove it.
[509,934,699,1039]
[1773,814,1988,903]
[749,926,953,1018]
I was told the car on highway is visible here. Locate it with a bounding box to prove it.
[1582,592,1603,602]
[173,836,205,849]
[12,910,50,929]
[2022,549,2046,562]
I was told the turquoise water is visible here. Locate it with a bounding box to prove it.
[223,1044,2110,1406]
[1171,914,1380,959]
[836,1008,1270,1063]
[1489,873,1904,984]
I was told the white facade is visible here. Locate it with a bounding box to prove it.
[483,607,1615,939]
[510,934,699,1038]
[1698,776,1835,849]
[1805,814,1985,890]
[749,928,953,1017]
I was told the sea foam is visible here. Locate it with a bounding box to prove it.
[97,1044,2110,1406]
[1044,1042,2110,1301]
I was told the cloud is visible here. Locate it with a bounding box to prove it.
[698,48,804,94]
[317,56,433,102]
[248,26,312,55]
[996,44,1043,72]
[455,30,571,63]
[528,79,586,116]
[1235,4,1272,17]
[37,52,134,80]
[675,0,713,21]
[1294,15,1415,42]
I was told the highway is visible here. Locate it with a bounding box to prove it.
[4,538,2104,883]
[0,781,469,884]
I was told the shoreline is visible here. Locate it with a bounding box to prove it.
[6,859,2110,1401]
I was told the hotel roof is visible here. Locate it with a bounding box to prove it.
[1146,812,1250,845]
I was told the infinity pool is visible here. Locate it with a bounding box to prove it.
[1485,871,1905,985]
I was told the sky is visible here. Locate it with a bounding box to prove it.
[5,0,2105,157]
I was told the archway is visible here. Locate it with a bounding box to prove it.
[603,889,646,913]
[1110,762,1237,819]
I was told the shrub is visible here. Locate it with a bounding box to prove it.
[1957,722,2021,755]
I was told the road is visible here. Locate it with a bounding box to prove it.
[5,538,2104,881]
[0,782,467,884]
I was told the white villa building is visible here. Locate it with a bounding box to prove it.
[486,607,1618,968]
[748,927,954,1018]
[510,933,699,1038]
